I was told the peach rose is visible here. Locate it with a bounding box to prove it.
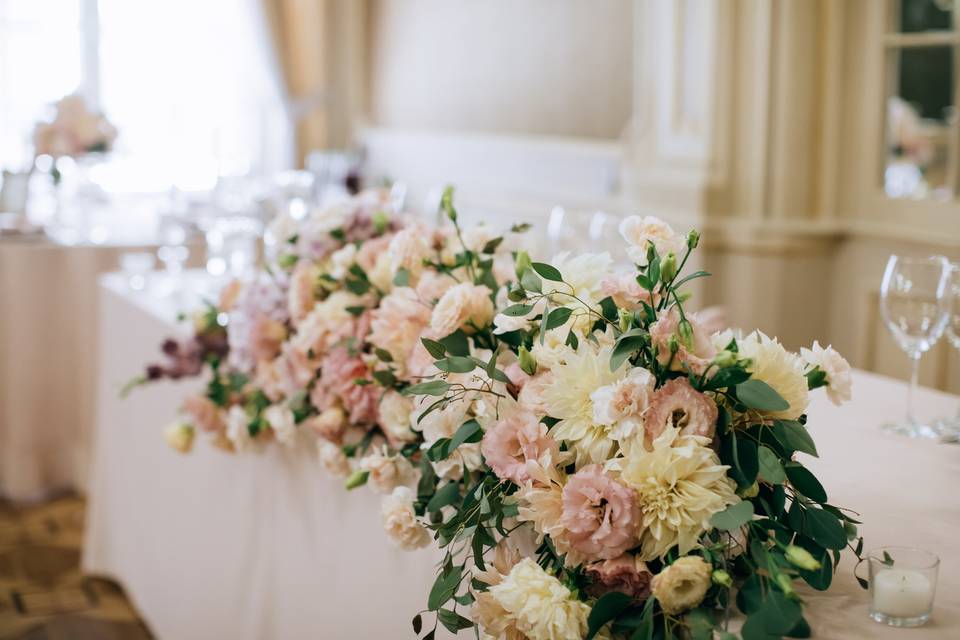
[585,554,654,601]
[182,395,225,433]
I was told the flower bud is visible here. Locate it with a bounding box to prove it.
[776,574,796,597]
[785,545,822,571]
[712,569,733,588]
[618,308,633,333]
[738,482,759,498]
[660,252,677,284]
[687,229,701,250]
[678,319,695,351]
[518,345,538,376]
[163,421,195,454]
[344,469,370,490]
[373,210,391,234]
[713,350,738,368]
[514,250,532,280]
[441,186,457,221]
[668,335,680,355]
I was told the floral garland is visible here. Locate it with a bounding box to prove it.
[136,187,862,639]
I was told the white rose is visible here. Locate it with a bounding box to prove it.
[619,215,686,266]
[360,449,418,494]
[264,404,297,447]
[800,341,852,406]
[163,421,194,454]
[317,440,351,477]
[430,282,495,337]
[380,486,431,550]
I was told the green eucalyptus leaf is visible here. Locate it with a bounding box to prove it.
[610,335,646,372]
[438,330,470,357]
[785,462,828,503]
[427,482,461,512]
[421,338,447,359]
[773,420,819,457]
[531,261,564,282]
[737,379,790,411]
[393,267,410,287]
[449,419,482,451]
[545,307,573,330]
[437,608,474,633]
[427,565,463,610]
[710,500,755,530]
[403,380,451,396]
[520,268,542,293]
[434,356,477,373]
[502,303,535,317]
[803,508,847,550]
[758,445,787,483]
[586,592,632,640]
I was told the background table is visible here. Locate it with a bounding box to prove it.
[83,273,960,639]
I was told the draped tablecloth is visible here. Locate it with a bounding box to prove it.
[0,236,166,501]
[83,273,960,639]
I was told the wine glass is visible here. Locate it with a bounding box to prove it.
[933,262,960,440]
[879,255,951,437]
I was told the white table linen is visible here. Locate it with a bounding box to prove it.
[83,273,960,639]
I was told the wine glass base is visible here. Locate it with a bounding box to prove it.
[879,422,941,439]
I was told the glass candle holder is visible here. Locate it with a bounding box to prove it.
[868,547,938,627]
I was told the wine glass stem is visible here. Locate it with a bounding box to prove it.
[907,352,921,426]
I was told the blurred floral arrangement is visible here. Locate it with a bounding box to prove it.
[133,188,862,639]
[33,94,117,161]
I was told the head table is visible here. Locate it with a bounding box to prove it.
[83,271,960,639]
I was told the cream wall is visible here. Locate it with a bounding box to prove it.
[366,0,633,139]
[337,0,960,392]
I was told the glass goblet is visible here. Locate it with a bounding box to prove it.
[879,255,951,437]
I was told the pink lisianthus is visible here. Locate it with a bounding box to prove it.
[559,465,640,562]
[585,554,654,601]
[182,395,224,433]
[643,377,718,447]
[287,261,319,325]
[311,347,379,425]
[481,411,559,485]
[648,307,717,376]
[355,234,393,273]
[600,272,659,310]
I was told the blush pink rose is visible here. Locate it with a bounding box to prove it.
[182,395,224,433]
[481,411,559,485]
[311,347,379,425]
[648,307,717,376]
[643,377,718,447]
[585,554,654,601]
[560,465,640,561]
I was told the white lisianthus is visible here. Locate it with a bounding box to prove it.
[360,448,418,494]
[163,421,194,454]
[800,341,852,406]
[493,298,546,335]
[487,558,592,640]
[590,366,656,441]
[263,404,297,447]
[548,251,615,333]
[737,331,809,420]
[317,439,351,477]
[380,486,431,550]
[651,556,713,615]
[619,215,686,266]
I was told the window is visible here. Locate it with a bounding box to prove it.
[0,0,291,190]
[0,0,91,169]
[883,0,959,200]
